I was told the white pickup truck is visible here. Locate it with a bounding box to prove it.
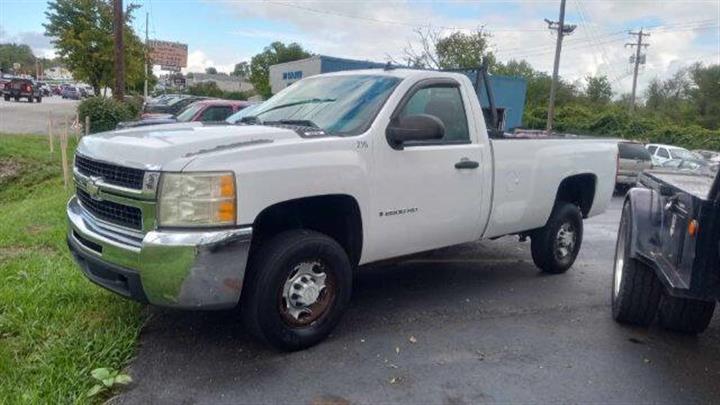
[67,68,617,350]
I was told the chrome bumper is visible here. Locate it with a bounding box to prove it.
[67,196,252,309]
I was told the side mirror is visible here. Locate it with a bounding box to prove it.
[386,114,445,149]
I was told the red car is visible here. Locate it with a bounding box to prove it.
[120,100,253,129]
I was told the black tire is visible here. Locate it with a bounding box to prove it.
[658,295,715,334]
[14,96,19,102]
[531,202,583,273]
[27,96,33,103]
[3,96,9,101]
[612,200,663,326]
[36,97,42,103]
[241,230,352,351]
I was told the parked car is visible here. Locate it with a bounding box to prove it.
[67,69,617,351]
[612,161,719,334]
[645,143,696,166]
[659,158,713,173]
[3,78,42,103]
[61,86,82,100]
[36,81,51,97]
[117,100,253,129]
[616,141,653,190]
[142,95,208,117]
[692,149,720,164]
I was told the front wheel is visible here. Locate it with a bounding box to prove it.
[612,200,663,326]
[531,202,583,273]
[241,230,353,351]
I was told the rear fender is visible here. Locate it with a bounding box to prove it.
[625,187,662,262]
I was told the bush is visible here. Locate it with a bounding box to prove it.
[77,97,137,134]
[522,103,720,151]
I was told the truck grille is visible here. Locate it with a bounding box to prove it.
[75,155,145,190]
[77,188,142,230]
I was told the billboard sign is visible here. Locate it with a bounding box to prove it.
[148,40,188,70]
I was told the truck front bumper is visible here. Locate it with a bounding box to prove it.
[66,196,252,309]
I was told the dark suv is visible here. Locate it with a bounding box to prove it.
[3,78,42,103]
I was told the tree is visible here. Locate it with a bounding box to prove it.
[493,58,578,107]
[44,0,150,96]
[584,75,613,104]
[232,61,250,79]
[688,63,720,129]
[205,66,218,75]
[250,41,311,98]
[0,43,36,74]
[398,27,496,70]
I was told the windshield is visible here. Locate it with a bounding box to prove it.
[670,148,695,160]
[234,75,401,136]
[175,103,203,122]
[226,103,261,124]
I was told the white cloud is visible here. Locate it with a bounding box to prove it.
[3,30,56,58]
[218,0,719,96]
[184,50,235,74]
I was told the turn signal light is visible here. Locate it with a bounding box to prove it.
[688,219,699,237]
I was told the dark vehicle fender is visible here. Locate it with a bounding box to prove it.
[625,187,662,262]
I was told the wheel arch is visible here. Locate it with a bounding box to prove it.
[554,173,597,218]
[250,194,363,266]
[623,187,661,263]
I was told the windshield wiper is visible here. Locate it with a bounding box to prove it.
[266,119,320,128]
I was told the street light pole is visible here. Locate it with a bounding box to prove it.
[144,11,149,100]
[113,0,125,101]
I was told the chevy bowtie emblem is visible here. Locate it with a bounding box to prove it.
[86,176,102,199]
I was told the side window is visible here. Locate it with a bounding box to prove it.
[398,85,469,143]
[201,106,233,121]
[647,145,658,155]
[658,148,670,159]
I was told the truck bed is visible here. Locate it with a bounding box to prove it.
[644,171,715,200]
[482,137,618,238]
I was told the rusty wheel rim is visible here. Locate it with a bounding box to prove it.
[279,260,337,327]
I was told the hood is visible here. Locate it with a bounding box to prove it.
[77,123,300,171]
[117,117,178,129]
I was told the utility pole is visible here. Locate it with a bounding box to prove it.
[113,0,125,101]
[545,0,576,132]
[144,11,149,100]
[626,29,650,112]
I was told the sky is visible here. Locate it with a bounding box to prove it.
[0,0,719,96]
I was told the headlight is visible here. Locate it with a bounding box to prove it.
[158,172,236,227]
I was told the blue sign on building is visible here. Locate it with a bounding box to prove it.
[282,71,303,80]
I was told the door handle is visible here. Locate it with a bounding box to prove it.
[455,159,479,169]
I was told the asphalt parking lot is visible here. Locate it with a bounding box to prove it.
[0,96,79,135]
[117,196,720,404]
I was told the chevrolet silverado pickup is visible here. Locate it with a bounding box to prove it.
[612,168,719,333]
[67,68,617,350]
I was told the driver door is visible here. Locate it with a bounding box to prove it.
[368,79,489,261]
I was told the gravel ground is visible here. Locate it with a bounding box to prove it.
[116,196,720,404]
[0,96,80,135]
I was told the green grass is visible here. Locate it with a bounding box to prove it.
[0,134,145,404]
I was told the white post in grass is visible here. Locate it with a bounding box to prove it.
[85,115,90,137]
[48,111,54,153]
[60,119,69,190]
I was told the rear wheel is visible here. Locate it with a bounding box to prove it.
[3,95,8,101]
[531,202,583,273]
[14,96,19,101]
[612,201,663,326]
[27,96,33,103]
[658,295,715,334]
[241,230,353,351]
[36,97,42,103]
